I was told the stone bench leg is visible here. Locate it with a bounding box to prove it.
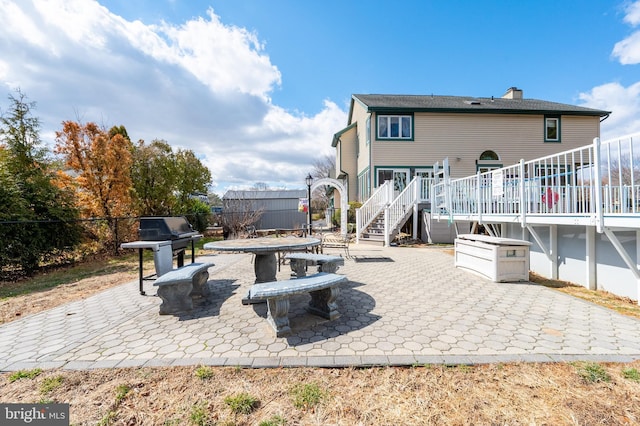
[266,298,291,337]
[156,282,193,315]
[318,261,339,274]
[289,258,307,278]
[190,270,210,298]
[307,286,340,320]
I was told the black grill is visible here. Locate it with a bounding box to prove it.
[138,216,199,251]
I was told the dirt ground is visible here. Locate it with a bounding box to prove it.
[0,270,136,325]
[2,252,640,425]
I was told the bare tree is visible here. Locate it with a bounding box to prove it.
[311,154,335,212]
[604,153,640,186]
[251,182,270,191]
[218,197,264,239]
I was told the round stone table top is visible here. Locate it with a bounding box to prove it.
[203,236,320,254]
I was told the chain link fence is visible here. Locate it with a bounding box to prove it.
[0,213,210,280]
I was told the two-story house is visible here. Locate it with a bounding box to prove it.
[330,88,610,243]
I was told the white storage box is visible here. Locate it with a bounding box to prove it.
[454,234,531,282]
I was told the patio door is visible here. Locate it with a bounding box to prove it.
[378,168,410,197]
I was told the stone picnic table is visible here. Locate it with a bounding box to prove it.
[203,236,320,283]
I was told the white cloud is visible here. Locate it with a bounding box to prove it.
[0,0,346,195]
[579,81,640,139]
[200,99,345,192]
[580,1,640,140]
[612,31,640,64]
[613,0,640,64]
[154,10,282,98]
[33,0,110,49]
[624,0,640,25]
[0,0,54,53]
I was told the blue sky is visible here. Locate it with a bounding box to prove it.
[1,0,639,195]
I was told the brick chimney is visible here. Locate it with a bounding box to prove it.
[502,87,523,99]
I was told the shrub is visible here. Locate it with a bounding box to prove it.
[290,383,325,410]
[189,401,210,426]
[259,415,287,426]
[224,392,259,415]
[195,365,215,380]
[576,362,611,383]
[622,367,640,382]
[40,375,64,394]
[9,368,42,382]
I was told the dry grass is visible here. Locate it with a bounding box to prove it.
[2,362,640,425]
[0,258,138,325]
[2,249,640,424]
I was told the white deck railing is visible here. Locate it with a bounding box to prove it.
[432,133,640,229]
[419,177,435,202]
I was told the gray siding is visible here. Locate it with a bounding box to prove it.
[505,223,639,301]
[223,190,308,230]
[257,210,306,230]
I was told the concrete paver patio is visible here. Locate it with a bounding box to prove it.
[2,244,640,371]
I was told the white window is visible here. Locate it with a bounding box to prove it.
[357,170,371,201]
[477,151,502,173]
[377,115,412,139]
[545,116,560,142]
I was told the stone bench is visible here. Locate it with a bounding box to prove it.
[153,262,214,315]
[247,272,348,337]
[285,253,345,277]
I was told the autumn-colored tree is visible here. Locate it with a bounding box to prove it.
[55,121,134,219]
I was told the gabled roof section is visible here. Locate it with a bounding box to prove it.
[331,122,357,147]
[351,94,610,117]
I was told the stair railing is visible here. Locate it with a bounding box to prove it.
[355,181,392,243]
[385,177,419,245]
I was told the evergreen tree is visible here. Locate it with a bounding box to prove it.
[0,90,81,275]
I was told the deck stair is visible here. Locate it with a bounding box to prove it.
[359,215,385,245]
[356,161,441,246]
[356,176,426,246]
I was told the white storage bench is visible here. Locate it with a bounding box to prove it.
[454,234,531,282]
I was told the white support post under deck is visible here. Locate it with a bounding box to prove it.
[550,224,558,279]
[586,225,596,291]
[413,177,419,240]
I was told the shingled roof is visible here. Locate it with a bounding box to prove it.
[352,94,610,117]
